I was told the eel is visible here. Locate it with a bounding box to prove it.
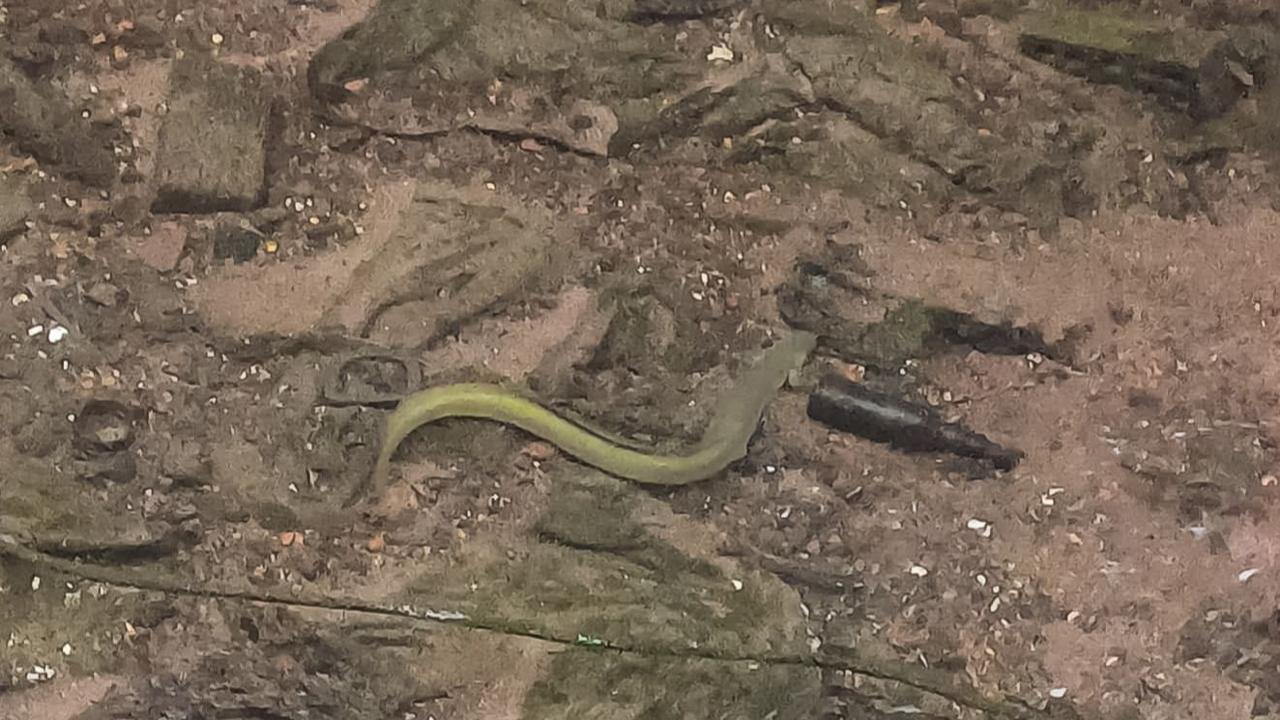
[367,330,817,496]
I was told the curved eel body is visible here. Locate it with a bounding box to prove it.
[369,330,817,494]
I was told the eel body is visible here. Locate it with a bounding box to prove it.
[369,330,817,494]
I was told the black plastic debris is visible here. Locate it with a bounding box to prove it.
[806,374,1023,471]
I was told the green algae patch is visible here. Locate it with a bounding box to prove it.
[0,449,164,555]
[1020,5,1221,67]
[0,552,174,687]
[398,471,813,660]
[524,650,821,720]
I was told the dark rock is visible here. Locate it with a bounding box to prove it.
[73,400,137,453]
[213,224,262,263]
[0,55,118,186]
[37,17,91,46]
[631,0,743,20]
[151,54,272,214]
[1194,29,1276,120]
[111,194,150,226]
[119,18,168,53]
[161,437,211,487]
[72,452,138,485]
[0,176,33,242]
[587,294,677,372]
[84,280,124,307]
[248,205,289,230]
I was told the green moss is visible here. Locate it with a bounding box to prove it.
[855,299,943,366]
[524,650,822,720]
[0,555,168,684]
[1020,5,1219,66]
[0,454,151,547]
[399,471,810,659]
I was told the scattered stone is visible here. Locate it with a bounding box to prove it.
[160,437,210,487]
[212,224,262,263]
[0,55,117,186]
[632,0,743,19]
[72,399,136,453]
[83,280,123,307]
[72,452,138,485]
[111,194,150,227]
[248,205,289,231]
[131,220,187,272]
[110,45,130,68]
[151,54,271,213]
[0,176,34,242]
[118,17,167,53]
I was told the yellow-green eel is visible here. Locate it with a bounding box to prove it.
[369,330,817,495]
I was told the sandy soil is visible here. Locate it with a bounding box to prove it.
[1,1,1278,719]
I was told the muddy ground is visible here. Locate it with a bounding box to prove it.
[1,0,1279,718]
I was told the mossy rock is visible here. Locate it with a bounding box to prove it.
[399,471,813,660]
[524,650,821,720]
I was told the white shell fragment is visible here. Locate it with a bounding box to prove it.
[706,44,734,63]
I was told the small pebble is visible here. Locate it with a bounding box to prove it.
[522,442,555,461]
[84,282,120,307]
[706,44,734,62]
